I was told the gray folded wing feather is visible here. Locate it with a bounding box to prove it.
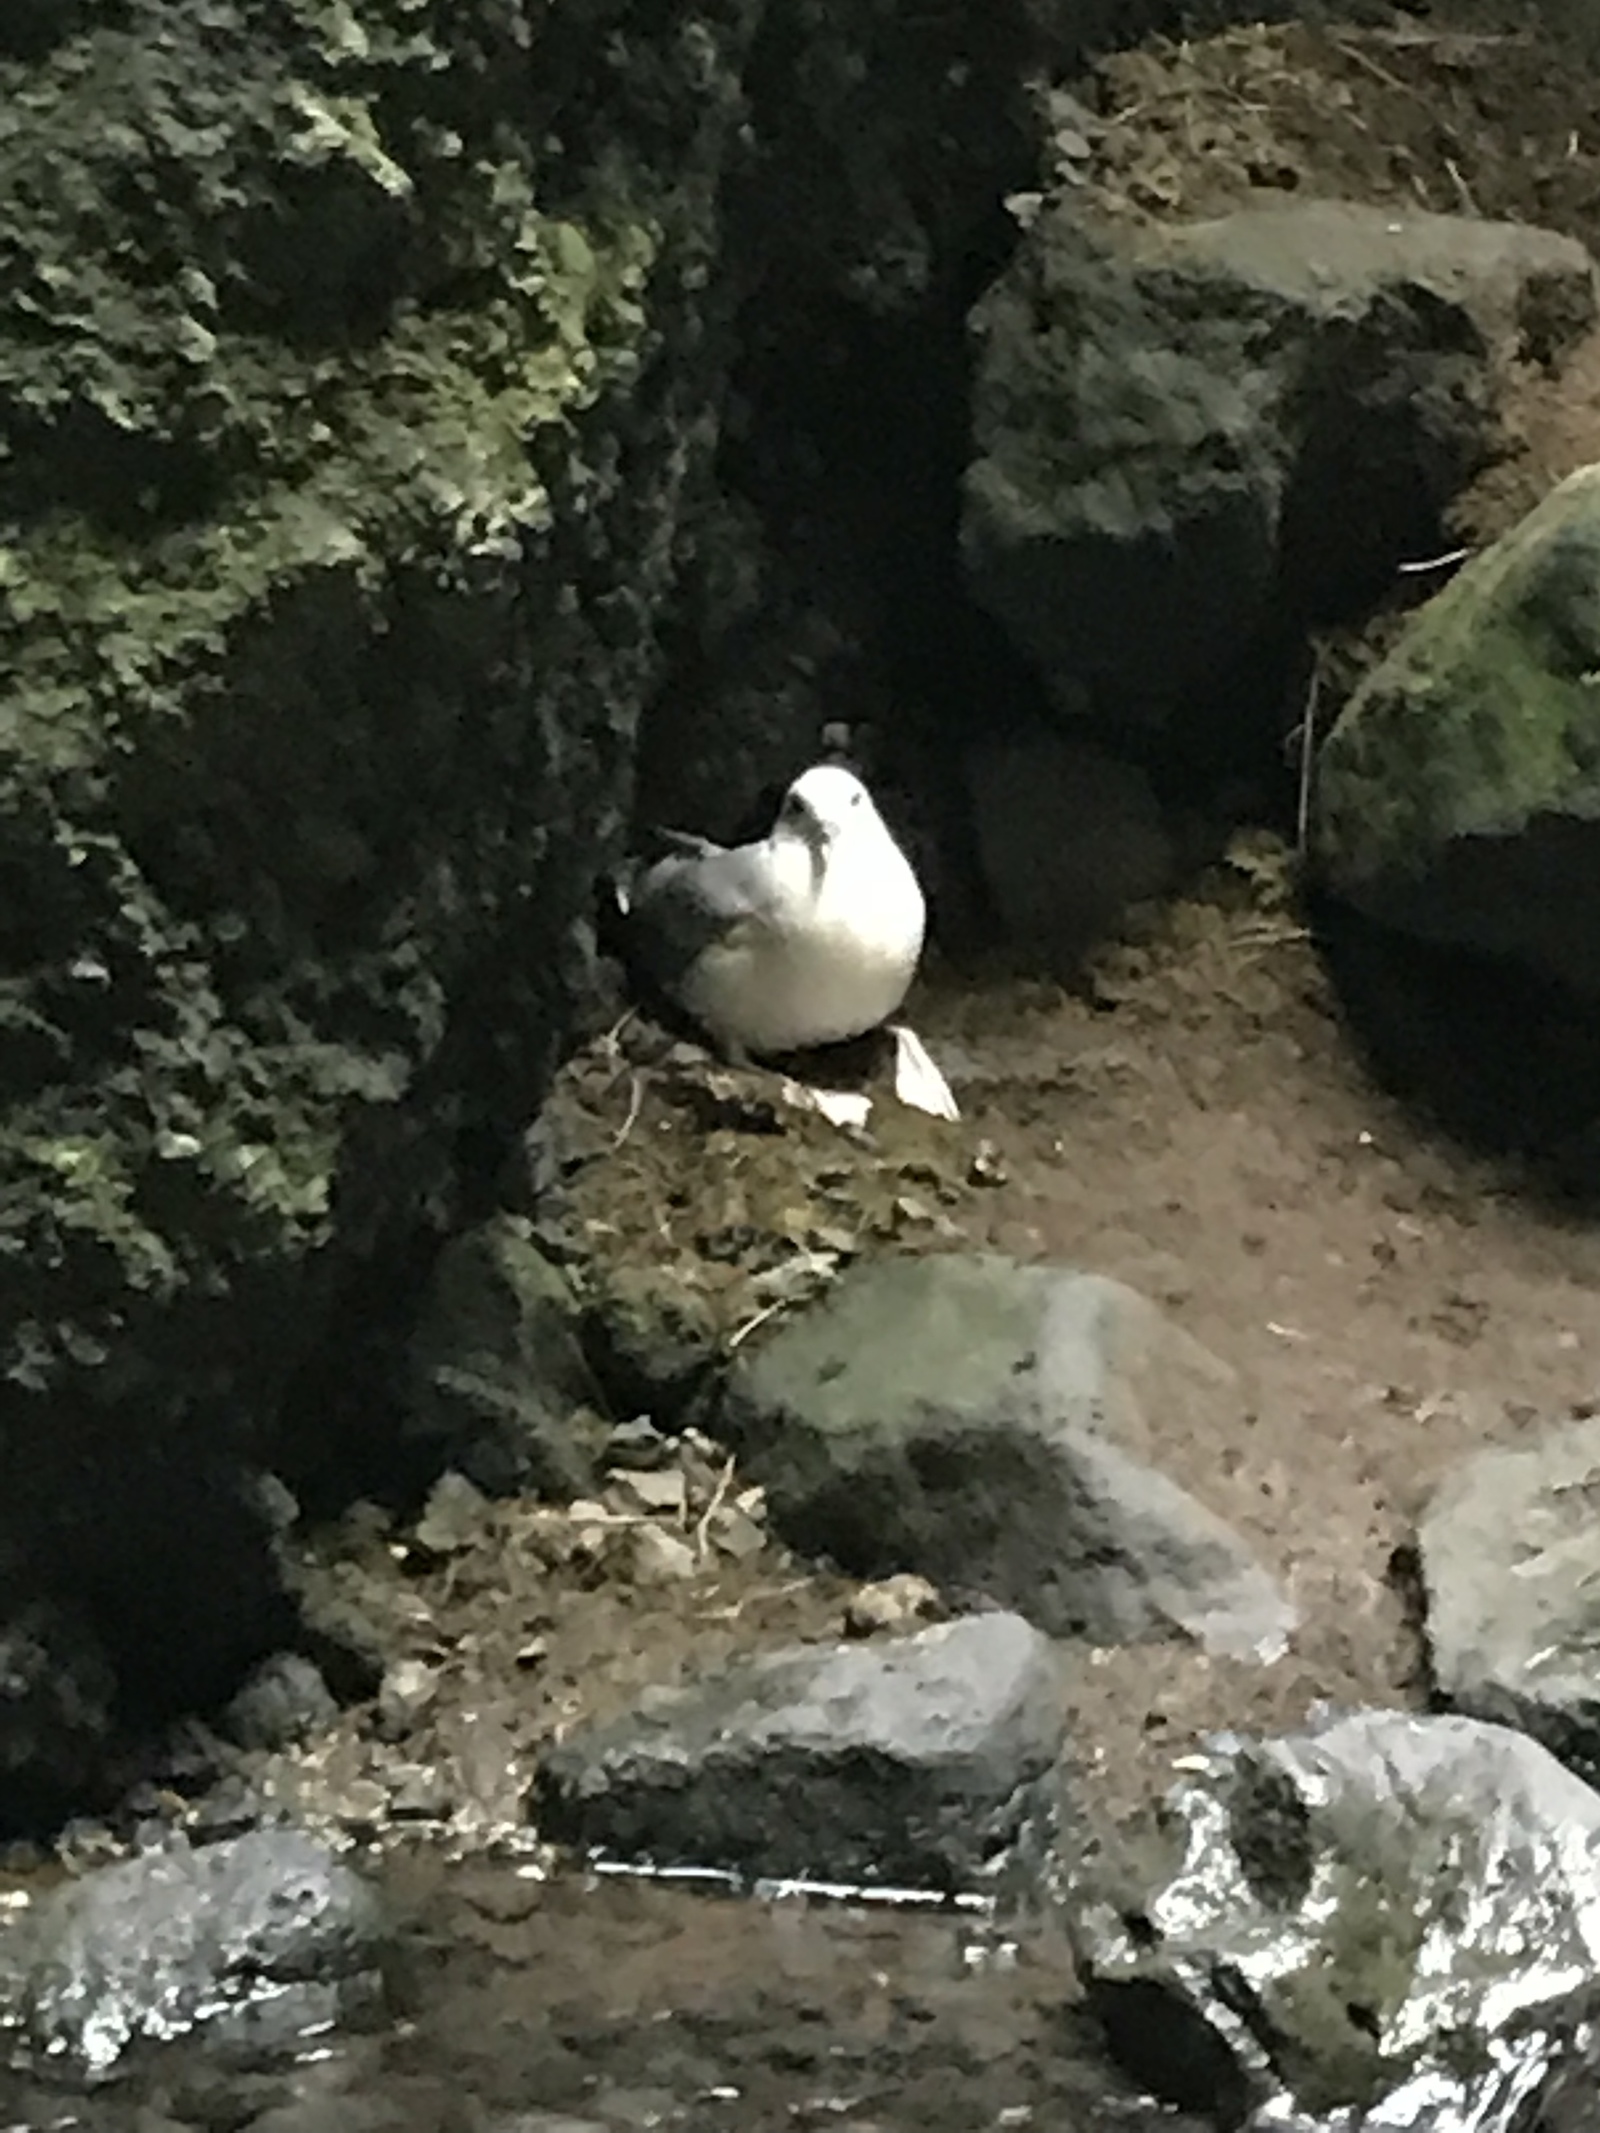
[624,840,781,996]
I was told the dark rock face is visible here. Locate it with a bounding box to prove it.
[0,1602,115,1824]
[0,1829,387,2077]
[531,1610,1068,1893]
[1418,1414,1600,1789]
[0,0,756,1818]
[401,1216,609,1501]
[1072,1709,1600,2131]
[963,198,1595,751]
[713,1253,1294,1662]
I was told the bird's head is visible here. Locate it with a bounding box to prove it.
[773,763,877,859]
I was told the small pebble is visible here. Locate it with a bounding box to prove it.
[414,1470,492,1554]
[605,1416,674,1470]
[627,1526,700,1585]
[611,1468,688,1518]
[386,1763,455,1820]
[225,1653,339,1752]
[844,1574,943,1637]
[376,1658,439,1741]
[707,1504,766,1561]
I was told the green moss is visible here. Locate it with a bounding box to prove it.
[0,0,704,1396]
[1314,467,1600,888]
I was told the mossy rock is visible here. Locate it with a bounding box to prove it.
[0,0,758,1794]
[1312,463,1600,994]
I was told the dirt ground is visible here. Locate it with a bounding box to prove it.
[232,0,1600,1878]
[538,873,1600,1835]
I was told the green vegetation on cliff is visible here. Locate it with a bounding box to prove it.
[0,0,737,1398]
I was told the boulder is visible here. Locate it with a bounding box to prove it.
[713,1253,1294,1662]
[1418,1415,1600,1787]
[963,198,1595,736]
[403,1217,610,1501]
[0,1828,387,2076]
[531,1610,1067,1893]
[1073,1709,1600,2131]
[1313,464,1600,996]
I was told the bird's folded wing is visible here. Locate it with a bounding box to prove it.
[624,844,778,993]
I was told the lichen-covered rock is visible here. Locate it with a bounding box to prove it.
[0,0,757,1814]
[1312,463,1600,995]
[962,198,1595,739]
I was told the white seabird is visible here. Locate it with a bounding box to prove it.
[617,763,958,1118]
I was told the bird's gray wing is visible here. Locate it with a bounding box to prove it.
[623,841,780,996]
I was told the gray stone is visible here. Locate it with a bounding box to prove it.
[625,1525,699,1586]
[404,1217,611,1501]
[1314,464,1600,996]
[844,1574,943,1637]
[1419,1414,1600,1786]
[224,1652,339,1753]
[376,1658,440,1741]
[714,1254,1293,1662]
[1073,1708,1600,2130]
[531,1611,1067,1893]
[963,198,1595,734]
[1,1829,387,2075]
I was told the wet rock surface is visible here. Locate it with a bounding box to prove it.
[1073,1709,1600,2130]
[532,1612,1068,1893]
[715,1253,1295,1662]
[1418,1414,1600,1789]
[0,1829,386,2076]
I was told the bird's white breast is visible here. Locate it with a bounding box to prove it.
[683,819,926,1056]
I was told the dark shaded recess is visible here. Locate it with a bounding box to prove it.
[0,407,236,540]
[0,0,113,62]
[1310,889,1600,1206]
[1085,1974,1255,2129]
[9,1428,302,1722]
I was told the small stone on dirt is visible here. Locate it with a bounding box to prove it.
[705,1503,767,1561]
[845,1574,944,1638]
[530,1611,1068,1893]
[626,1526,700,1586]
[611,1468,689,1518]
[605,1416,674,1470]
[376,1659,439,1741]
[414,1471,493,1556]
[223,1653,339,1753]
